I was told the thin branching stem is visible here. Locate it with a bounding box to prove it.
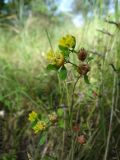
[104,72,117,160]
[66,60,78,68]
[45,29,53,50]
[70,76,81,114]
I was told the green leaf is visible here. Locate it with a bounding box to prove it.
[61,51,70,58]
[46,64,58,71]
[57,108,64,117]
[59,45,69,52]
[31,119,37,128]
[58,45,70,58]
[72,36,76,49]
[58,66,67,80]
[39,133,47,145]
[87,56,94,62]
[58,120,65,129]
[84,75,90,84]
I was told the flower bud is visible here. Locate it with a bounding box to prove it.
[48,112,58,123]
[78,48,87,61]
[76,135,86,145]
[77,63,90,75]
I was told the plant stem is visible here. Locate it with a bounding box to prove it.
[70,76,80,114]
[104,72,117,160]
[66,60,78,68]
[45,29,53,51]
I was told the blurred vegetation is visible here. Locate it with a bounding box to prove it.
[0,0,120,160]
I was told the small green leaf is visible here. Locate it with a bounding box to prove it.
[84,75,90,84]
[46,64,58,71]
[39,133,47,145]
[87,56,94,62]
[57,108,64,117]
[59,45,70,58]
[58,66,67,80]
[58,120,65,129]
[61,51,70,58]
[72,36,76,49]
[59,45,69,52]
[31,119,37,128]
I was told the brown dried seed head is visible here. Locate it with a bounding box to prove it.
[78,48,87,61]
[77,63,90,75]
[77,135,86,144]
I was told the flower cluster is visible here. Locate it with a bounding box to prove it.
[48,112,58,123]
[77,48,90,76]
[46,49,64,67]
[59,34,76,49]
[46,34,76,69]
[28,111,58,134]
[28,111,37,122]
[77,63,90,75]
[33,121,47,134]
[46,34,91,81]
[78,48,87,61]
[76,134,86,145]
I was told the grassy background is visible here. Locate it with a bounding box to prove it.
[0,4,120,159]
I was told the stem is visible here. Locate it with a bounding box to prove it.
[104,72,117,160]
[70,76,80,114]
[87,50,105,57]
[103,29,119,160]
[105,19,120,28]
[69,49,78,54]
[96,29,113,36]
[61,108,67,160]
[66,60,78,68]
[45,29,53,51]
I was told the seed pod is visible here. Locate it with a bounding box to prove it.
[77,63,90,75]
[78,48,87,61]
[76,135,86,145]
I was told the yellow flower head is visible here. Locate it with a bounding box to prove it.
[33,121,47,133]
[59,34,76,49]
[48,112,57,122]
[46,49,64,67]
[28,111,37,122]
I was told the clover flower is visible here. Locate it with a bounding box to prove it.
[33,121,47,133]
[77,63,90,75]
[28,111,37,122]
[48,112,57,123]
[46,49,64,67]
[59,34,76,49]
[76,135,86,145]
[78,48,87,61]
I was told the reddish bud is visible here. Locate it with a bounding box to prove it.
[76,135,86,145]
[78,48,87,61]
[77,63,90,75]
